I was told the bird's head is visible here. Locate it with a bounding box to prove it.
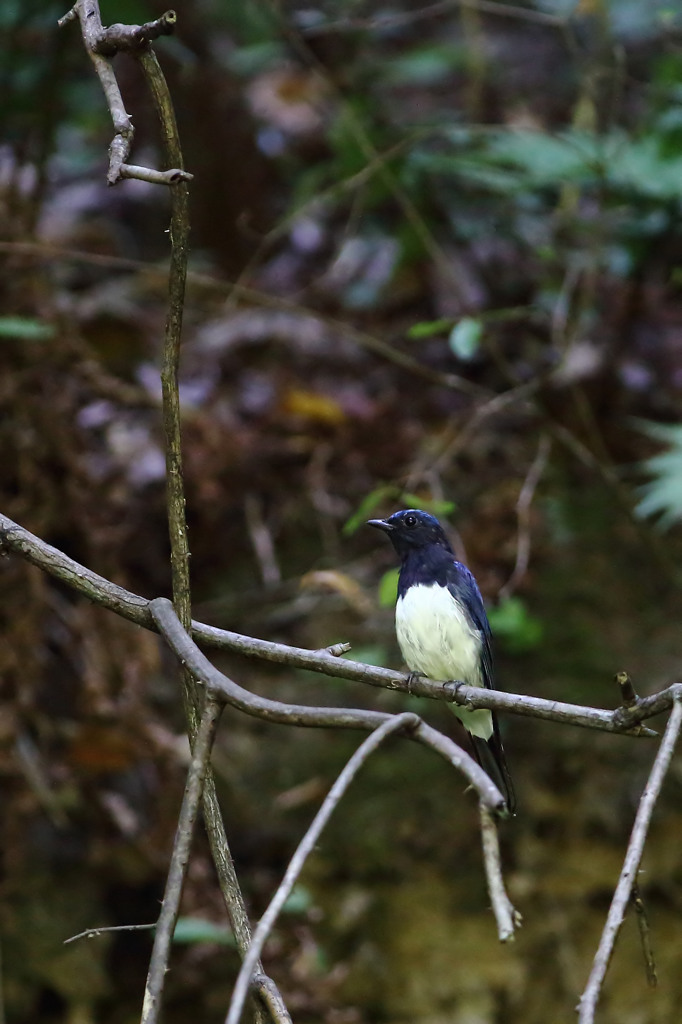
[366,508,453,558]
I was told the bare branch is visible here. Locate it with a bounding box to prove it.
[58,0,189,186]
[134,43,288,1024]
[119,163,192,185]
[93,11,178,55]
[301,0,565,34]
[0,512,667,738]
[150,597,507,814]
[225,714,420,1024]
[244,494,281,587]
[58,7,282,1018]
[479,803,521,942]
[577,692,682,1023]
[64,923,156,944]
[142,698,222,1024]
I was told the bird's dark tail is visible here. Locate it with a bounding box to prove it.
[470,719,516,816]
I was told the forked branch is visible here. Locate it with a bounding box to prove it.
[58,0,192,185]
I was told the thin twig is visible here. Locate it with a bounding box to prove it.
[244,494,281,587]
[499,434,551,599]
[479,803,521,942]
[65,923,157,944]
[302,0,565,34]
[142,697,222,1024]
[0,512,666,739]
[577,692,682,1023]
[93,10,177,53]
[225,713,420,1024]
[119,163,192,185]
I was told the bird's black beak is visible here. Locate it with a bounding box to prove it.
[366,518,394,533]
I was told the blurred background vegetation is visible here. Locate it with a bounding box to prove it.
[3,0,682,1021]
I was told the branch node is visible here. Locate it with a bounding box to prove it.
[58,5,78,27]
[616,670,639,708]
[93,11,178,56]
[323,641,352,658]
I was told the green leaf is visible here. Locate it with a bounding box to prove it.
[346,644,389,666]
[400,494,456,519]
[407,318,453,340]
[172,917,235,946]
[0,316,55,341]
[448,318,482,360]
[343,485,399,536]
[345,491,455,537]
[487,597,543,654]
[634,420,682,528]
[382,44,464,87]
[378,568,399,608]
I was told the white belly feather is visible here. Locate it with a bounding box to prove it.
[395,582,492,739]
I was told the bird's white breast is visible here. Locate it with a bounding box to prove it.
[395,582,483,686]
[396,583,492,739]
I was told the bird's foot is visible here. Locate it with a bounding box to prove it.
[405,671,422,695]
[446,679,466,704]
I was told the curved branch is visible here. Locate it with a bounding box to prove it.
[225,713,421,1024]
[0,512,669,737]
[480,802,521,942]
[150,598,506,813]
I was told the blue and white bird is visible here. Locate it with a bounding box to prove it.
[368,508,515,813]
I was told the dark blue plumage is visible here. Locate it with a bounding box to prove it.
[368,508,515,813]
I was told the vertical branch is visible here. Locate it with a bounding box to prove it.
[136,49,192,642]
[578,695,682,1023]
[136,48,287,1024]
[142,698,222,1024]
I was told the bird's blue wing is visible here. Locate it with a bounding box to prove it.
[446,561,514,811]
[445,562,494,691]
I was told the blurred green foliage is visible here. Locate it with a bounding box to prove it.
[172,917,235,946]
[378,567,399,608]
[0,316,55,341]
[487,597,544,654]
[344,488,455,536]
[635,421,682,529]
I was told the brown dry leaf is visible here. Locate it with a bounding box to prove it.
[299,570,372,615]
[280,387,346,426]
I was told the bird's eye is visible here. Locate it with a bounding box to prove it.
[404,514,417,527]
